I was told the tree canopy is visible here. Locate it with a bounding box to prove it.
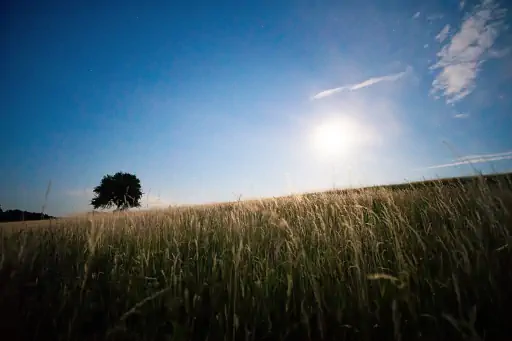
[90,172,143,211]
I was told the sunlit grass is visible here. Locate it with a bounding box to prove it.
[1,175,511,340]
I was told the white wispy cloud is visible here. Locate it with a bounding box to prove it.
[454,112,470,118]
[435,24,451,43]
[427,150,512,169]
[460,0,466,10]
[413,11,421,19]
[312,67,411,100]
[456,151,512,161]
[430,0,507,104]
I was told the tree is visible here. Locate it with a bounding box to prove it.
[91,172,143,211]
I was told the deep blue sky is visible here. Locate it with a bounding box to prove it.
[1,0,511,216]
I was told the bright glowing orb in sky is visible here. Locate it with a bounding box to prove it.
[312,117,364,158]
[313,122,345,156]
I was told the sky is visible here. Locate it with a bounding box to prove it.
[1,0,512,216]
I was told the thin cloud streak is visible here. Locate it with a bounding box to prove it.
[435,24,451,43]
[427,151,512,169]
[312,67,411,100]
[456,151,512,161]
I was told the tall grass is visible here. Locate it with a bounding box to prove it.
[1,177,511,341]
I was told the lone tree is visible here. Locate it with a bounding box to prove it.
[91,172,143,211]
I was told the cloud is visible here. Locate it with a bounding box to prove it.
[413,11,421,19]
[312,66,411,100]
[427,150,512,169]
[456,151,512,161]
[435,24,451,43]
[454,112,470,118]
[460,0,466,10]
[430,0,507,104]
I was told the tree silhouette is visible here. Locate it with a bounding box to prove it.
[91,172,143,211]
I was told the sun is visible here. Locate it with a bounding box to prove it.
[313,123,344,156]
[311,117,362,158]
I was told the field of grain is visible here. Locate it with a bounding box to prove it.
[1,175,512,341]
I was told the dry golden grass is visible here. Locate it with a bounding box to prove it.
[1,175,511,341]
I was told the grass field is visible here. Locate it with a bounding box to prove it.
[1,173,512,341]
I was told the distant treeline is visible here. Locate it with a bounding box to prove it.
[0,209,56,223]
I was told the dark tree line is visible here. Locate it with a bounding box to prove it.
[0,208,55,223]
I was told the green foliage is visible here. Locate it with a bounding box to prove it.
[1,174,512,340]
[91,172,143,211]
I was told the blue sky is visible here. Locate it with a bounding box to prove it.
[1,0,511,216]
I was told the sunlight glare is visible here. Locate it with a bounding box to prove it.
[311,117,364,158]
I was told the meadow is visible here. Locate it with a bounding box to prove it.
[1,173,512,341]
